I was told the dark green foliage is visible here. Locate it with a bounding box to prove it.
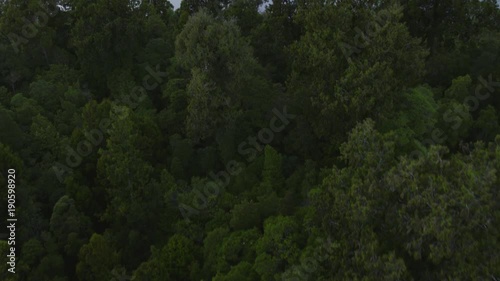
[1,1,499,280]
[76,233,119,281]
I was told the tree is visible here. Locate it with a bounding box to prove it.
[254,215,301,276]
[76,233,120,281]
[9,93,43,127]
[312,119,500,280]
[288,2,428,160]
[0,0,63,85]
[401,0,500,85]
[473,105,500,141]
[179,0,231,15]
[261,145,284,193]
[213,261,259,281]
[133,234,198,281]
[223,0,263,37]
[378,86,439,154]
[49,195,91,256]
[0,106,24,149]
[230,200,261,230]
[250,0,301,83]
[30,114,62,155]
[97,108,154,220]
[69,0,144,95]
[175,10,274,142]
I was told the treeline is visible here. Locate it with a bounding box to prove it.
[0,0,500,280]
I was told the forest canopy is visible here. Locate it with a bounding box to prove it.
[0,0,500,280]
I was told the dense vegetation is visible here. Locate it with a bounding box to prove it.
[1,0,500,280]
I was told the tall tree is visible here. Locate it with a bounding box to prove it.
[175,9,274,142]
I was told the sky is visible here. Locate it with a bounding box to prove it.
[169,0,270,11]
[171,0,181,10]
[169,0,500,11]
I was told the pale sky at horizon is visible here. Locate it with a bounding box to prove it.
[169,0,499,11]
[170,0,181,10]
[169,0,270,11]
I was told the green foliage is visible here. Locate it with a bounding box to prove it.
[379,86,439,153]
[474,105,500,141]
[133,234,197,281]
[0,106,24,149]
[176,9,274,142]
[1,1,500,280]
[9,93,43,126]
[261,145,284,192]
[230,200,261,230]
[76,233,120,281]
[313,121,500,280]
[49,195,91,256]
[256,216,301,265]
[213,261,259,281]
[288,2,429,160]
